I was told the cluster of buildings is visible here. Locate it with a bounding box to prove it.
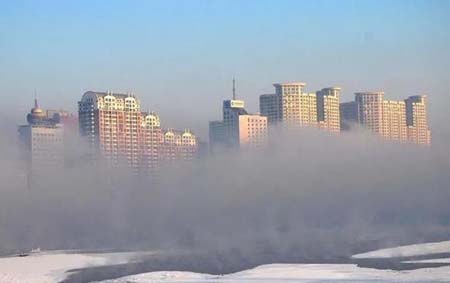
[209,79,268,151]
[19,91,199,178]
[78,91,198,171]
[209,81,431,150]
[341,92,431,145]
[18,82,432,179]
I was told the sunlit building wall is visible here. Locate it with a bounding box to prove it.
[405,95,431,145]
[382,100,407,142]
[140,112,161,171]
[237,114,268,149]
[78,91,141,168]
[316,87,340,133]
[160,129,198,162]
[210,97,268,151]
[260,83,317,128]
[342,92,431,145]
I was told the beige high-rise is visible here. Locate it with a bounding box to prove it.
[345,92,431,145]
[260,82,317,127]
[405,95,431,145]
[209,97,267,150]
[141,112,161,171]
[160,129,198,162]
[382,100,407,142]
[237,114,268,149]
[316,87,340,133]
[79,91,142,168]
[79,91,198,171]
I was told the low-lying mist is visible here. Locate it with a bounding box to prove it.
[1,122,450,264]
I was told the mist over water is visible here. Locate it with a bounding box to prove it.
[1,120,450,265]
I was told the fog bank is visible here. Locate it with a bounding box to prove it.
[0,123,449,263]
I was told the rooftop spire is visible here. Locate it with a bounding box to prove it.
[34,89,38,108]
[232,77,236,100]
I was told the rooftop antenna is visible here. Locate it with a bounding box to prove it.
[232,77,236,100]
[34,89,38,108]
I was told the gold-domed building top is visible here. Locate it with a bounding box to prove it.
[27,99,46,124]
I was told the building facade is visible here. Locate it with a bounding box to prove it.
[18,100,65,177]
[210,88,268,151]
[260,82,318,128]
[79,91,142,168]
[355,92,384,135]
[237,114,268,149]
[339,101,357,130]
[316,87,341,133]
[160,129,198,162]
[222,99,248,147]
[209,120,226,151]
[382,100,407,142]
[79,91,198,171]
[341,92,431,145]
[140,112,161,171]
[405,95,431,145]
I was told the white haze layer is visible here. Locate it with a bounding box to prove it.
[0,121,450,265]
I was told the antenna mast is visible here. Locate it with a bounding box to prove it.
[232,77,236,100]
[34,89,38,107]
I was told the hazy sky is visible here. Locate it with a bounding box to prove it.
[1,0,449,139]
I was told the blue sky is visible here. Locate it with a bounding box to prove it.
[1,0,449,139]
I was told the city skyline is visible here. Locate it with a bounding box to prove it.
[15,77,431,145]
[17,80,432,177]
[1,0,449,141]
[2,2,450,282]
[12,81,436,143]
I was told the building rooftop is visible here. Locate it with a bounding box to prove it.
[273,82,306,87]
[355,91,385,95]
[81,91,135,101]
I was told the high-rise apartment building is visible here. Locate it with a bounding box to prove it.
[140,112,161,171]
[209,120,226,151]
[222,98,248,146]
[342,92,431,145]
[160,129,198,162]
[259,93,280,125]
[260,82,317,127]
[405,95,431,145]
[79,91,141,168]
[339,101,357,130]
[210,81,268,150]
[18,100,64,176]
[79,91,198,171]
[210,98,267,150]
[355,92,384,135]
[316,87,341,133]
[382,100,407,142]
[209,79,268,151]
[237,114,268,149]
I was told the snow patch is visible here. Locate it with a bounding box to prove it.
[0,250,154,283]
[94,263,450,283]
[352,240,450,259]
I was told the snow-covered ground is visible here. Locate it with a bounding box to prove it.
[0,250,154,283]
[2,241,450,283]
[352,240,450,259]
[95,263,450,283]
[96,241,450,283]
[404,258,450,263]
